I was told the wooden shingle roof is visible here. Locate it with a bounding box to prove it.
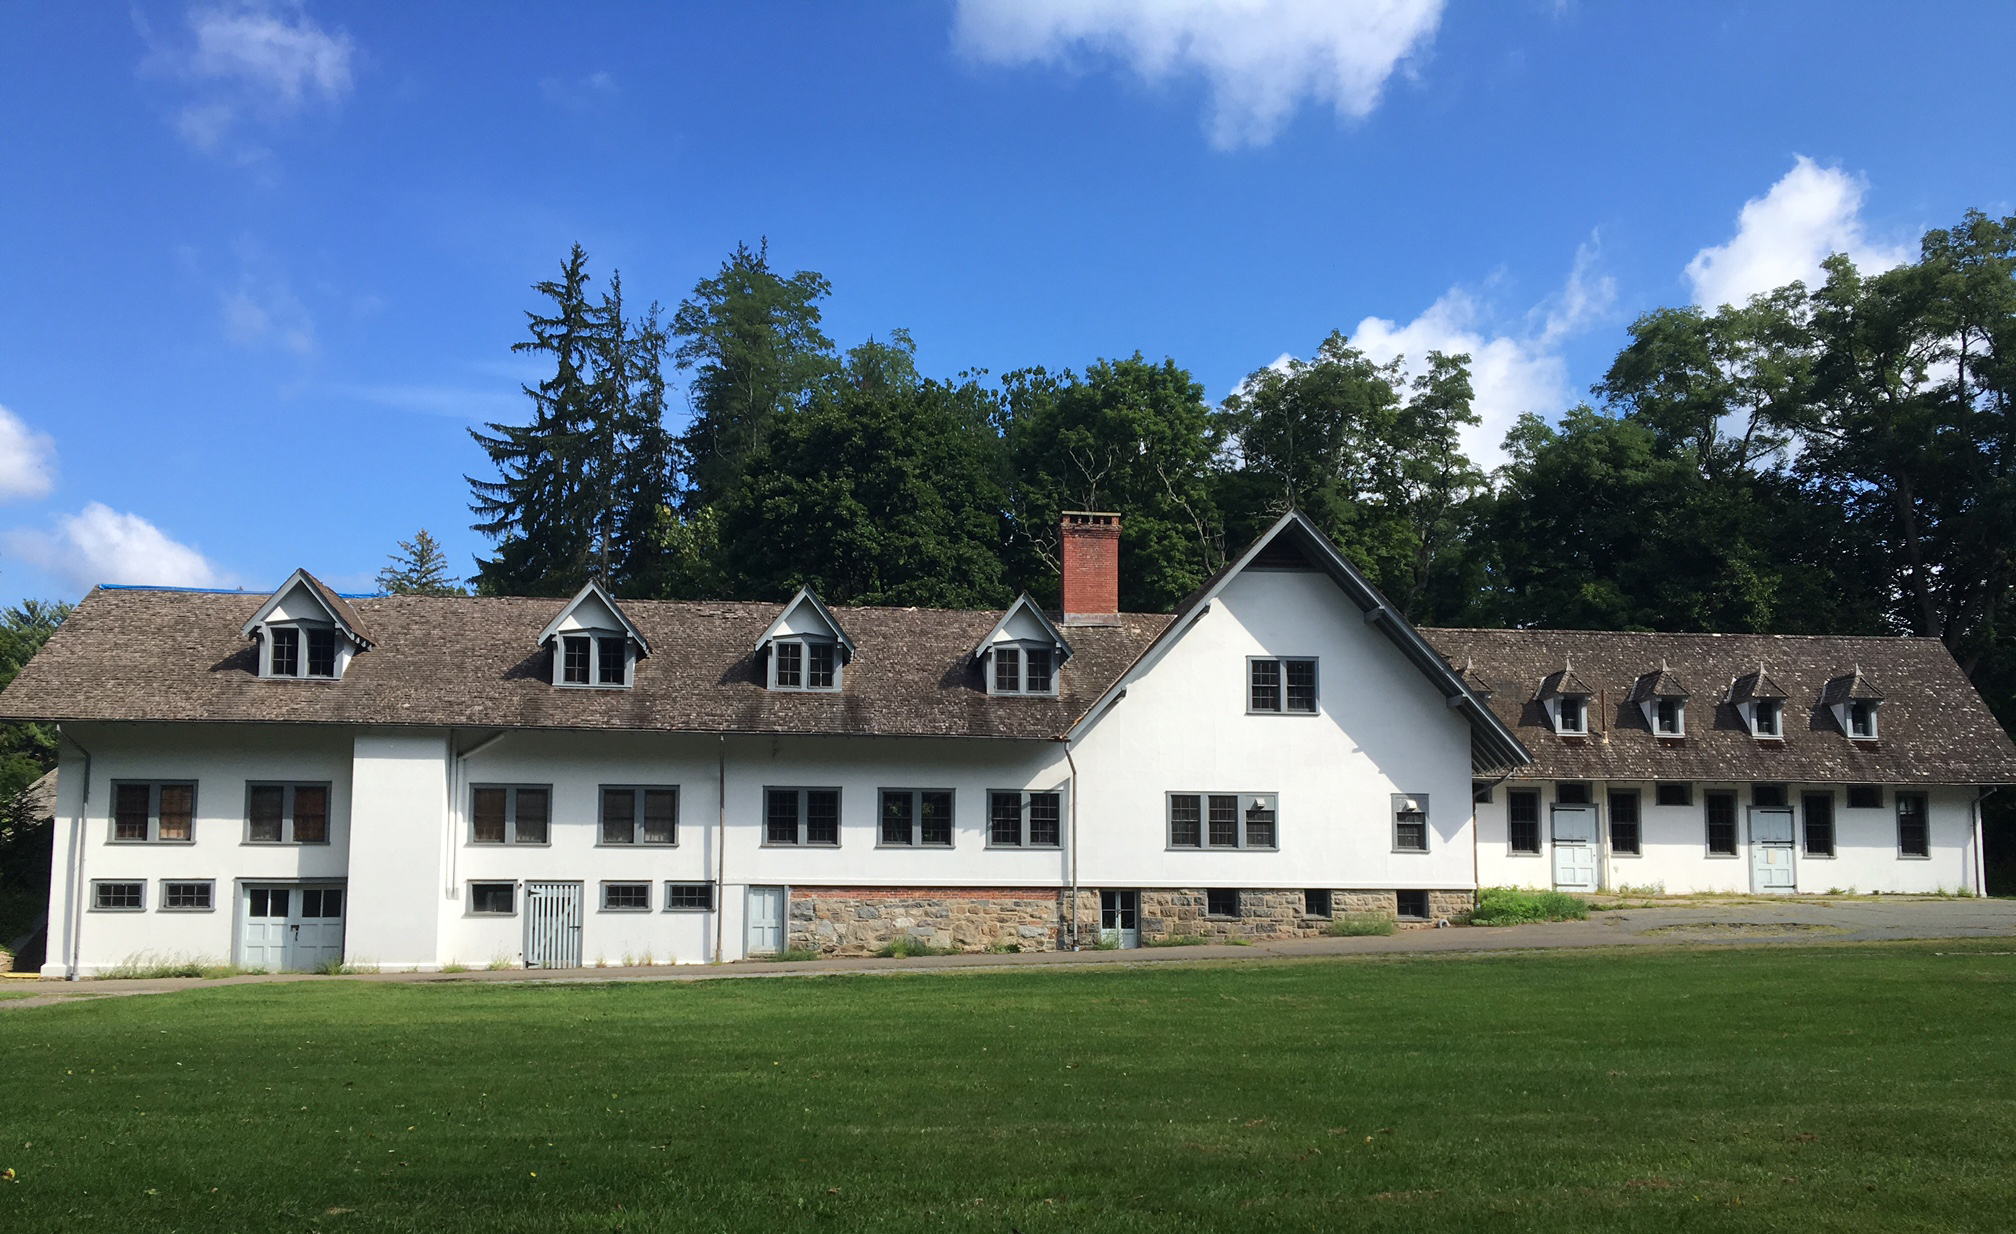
[1422,627,2016,785]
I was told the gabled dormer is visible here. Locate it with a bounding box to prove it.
[755,587,853,692]
[1824,667,1884,741]
[1628,660,1690,737]
[1455,657,1493,700]
[538,580,650,689]
[1535,660,1593,735]
[1728,663,1790,739]
[242,569,374,681]
[971,594,1072,697]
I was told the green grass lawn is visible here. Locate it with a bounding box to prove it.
[2,943,2012,1233]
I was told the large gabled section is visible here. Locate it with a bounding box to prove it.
[1068,510,1532,773]
[971,594,1073,696]
[754,586,857,692]
[538,580,652,688]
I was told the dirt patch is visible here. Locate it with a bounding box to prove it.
[1637,922,1848,938]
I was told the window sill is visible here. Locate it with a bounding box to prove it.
[1705,853,1740,860]
[1164,846,1277,853]
[1897,854,1932,861]
[554,682,632,690]
[107,839,195,846]
[158,906,217,913]
[662,906,713,914]
[595,842,679,848]
[759,842,842,849]
[1610,852,1643,858]
[243,841,333,847]
[874,843,956,850]
[984,844,1063,851]
[597,908,651,914]
[467,911,518,918]
[1508,849,1543,857]
[466,841,553,848]
[1245,710,1319,717]
[88,907,145,913]
[1392,847,1431,855]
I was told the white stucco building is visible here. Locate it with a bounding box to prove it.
[6,512,2011,976]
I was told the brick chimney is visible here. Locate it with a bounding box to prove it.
[1059,511,1121,626]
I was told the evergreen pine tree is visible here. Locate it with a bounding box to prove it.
[375,530,465,596]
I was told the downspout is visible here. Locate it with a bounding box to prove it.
[448,730,510,898]
[1064,743,1081,950]
[1972,786,2000,897]
[62,728,93,981]
[714,736,727,964]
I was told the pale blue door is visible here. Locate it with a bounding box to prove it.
[1550,807,1600,892]
[747,886,786,955]
[1749,808,1797,893]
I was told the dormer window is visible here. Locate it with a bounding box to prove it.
[1755,699,1783,737]
[540,581,649,690]
[1824,668,1883,742]
[1537,660,1593,736]
[1654,697,1683,735]
[243,569,373,681]
[1728,664,1789,741]
[1630,661,1689,737]
[973,594,1071,698]
[757,587,854,693]
[1849,700,1877,739]
[1555,694,1588,735]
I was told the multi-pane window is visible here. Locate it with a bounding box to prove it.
[560,635,628,686]
[162,880,214,911]
[93,880,144,910]
[1655,782,1692,807]
[301,888,343,918]
[562,636,591,683]
[1249,658,1318,713]
[994,648,1020,693]
[1608,790,1641,856]
[1897,794,1929,858]
[112,782,196,843]
[1556,695,1588,734]
[1395,890,1430,920]
[598,637,627,685]
[1304,889,1333,918]
[1752,783,1788,809]
[600,787,678,845]
[990,647,1058,695]
[306,628,337,677]
[601,882,650,911]
[766,788,841,846]
[1508,789,1541,854]
[770,641,838,690]
[1556,782,1592,805]
[1847,785,1883,810]
[1705,792,1738,855]
[1204,889,1240,918]
[1392,794,1429,852]
[774,642,802,687]
[248,783,330,844]
[1754,700,1783,737]
[1167,793,1277,849]
[1802,794,1835,857]
[807,643,836,689]
[470,786,550,845]
[1849,701,1878,739]
[469,882,516,914]
[879,789,954,847]
[1655,698,1683,735]
[270,627,299,676]
[987,790,1062,848]
[663,882,715,911]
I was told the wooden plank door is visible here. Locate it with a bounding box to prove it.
[524,882,583,968]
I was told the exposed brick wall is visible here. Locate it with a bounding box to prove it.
[1060,512,1120,621]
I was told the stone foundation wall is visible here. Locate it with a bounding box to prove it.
[787,887,1065,955]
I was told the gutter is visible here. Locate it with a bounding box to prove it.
[715,735,727,963]
[61,728,92,981]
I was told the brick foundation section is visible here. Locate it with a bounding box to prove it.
[785,887,1478,954]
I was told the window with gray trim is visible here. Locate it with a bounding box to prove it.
[264,625,339,678]
[1248,658,1317,713]
[1166,793,1277,849]
[1204,889,1240,918]
[1555,694,1588,734]
[601,881,650,911]
[1897,793,1929,858]
[1802,793,1835,856]
[600,786,678,845]
[766,788,841,846]
[247,783,330,844]
[1556,782,1592,805]
[1847,784,1883,810]
[1303,889,1332,917]
[112,781,196,843]
[1393,794,1430,852]
[663,882,714,911]
[1655,782,1692,807]
[1395,890,1429,920]
[162,880,214,911]
[1752,783,1788,808]
[769,640,839,691]
[880,789,954,847]
[987,790,1061,848]
[1608,790,1641,856]
[1753,699,1783,737]
[1705,792,1738,855]
[559,635,630,687]
[470,786,550,845]
[92,880,144,911]
[1508,789,1541,854]
[1849,700,1878,739]
[469,882,516,914]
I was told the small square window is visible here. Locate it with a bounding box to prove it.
[1472,780,1493,805]
[988,790,1061,848]
[663,882,714,911]
[602,882,650,912]
[1248,658,1317,713]
[1847,785,1883,810]
[162,880,214,911]
[469,882,516,915]
[93,881,144,911]
[247,783,330,845]
[1205,889,1240,918]
[1303,889,1332,918]
[1395,890,1429,920]
[1655,782,1692,808]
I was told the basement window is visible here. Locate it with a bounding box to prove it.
[1205,889,1241,919]
[1303,889,1332,918]
[1395,890,1430,921]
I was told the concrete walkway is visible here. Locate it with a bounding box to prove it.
[5,894,2011,1011]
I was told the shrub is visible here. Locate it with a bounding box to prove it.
[1322,913,1396,937]
[873,936,956,958]
[1468,887,1589,925]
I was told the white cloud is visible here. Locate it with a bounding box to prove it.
[953,0,1444,149]
[3,503,235,593]
[1685,156,1911,310]
[151,1,354,153]
[540,70,618,112]
[1347,240,1614,468]
[222,273,316,354]
[0,406,57,503]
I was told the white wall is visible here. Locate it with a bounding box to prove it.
[1072,569,1478,894]
[1476,778,1984,894]
[43,722,354,977]
[347,731,449,970]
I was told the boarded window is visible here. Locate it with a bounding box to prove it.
[1608,790,1641,856]
[292,786,328,843]
[156,784,194,842]
[1897,794,1929,857]
[1803,794,1835,856]
[1706,792,1738,855]
[1508,789,1541,854]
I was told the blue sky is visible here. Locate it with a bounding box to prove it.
[1,1,2012,603]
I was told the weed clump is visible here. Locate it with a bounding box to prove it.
[1322,913,1397,937]
[1468,887,1589,925]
